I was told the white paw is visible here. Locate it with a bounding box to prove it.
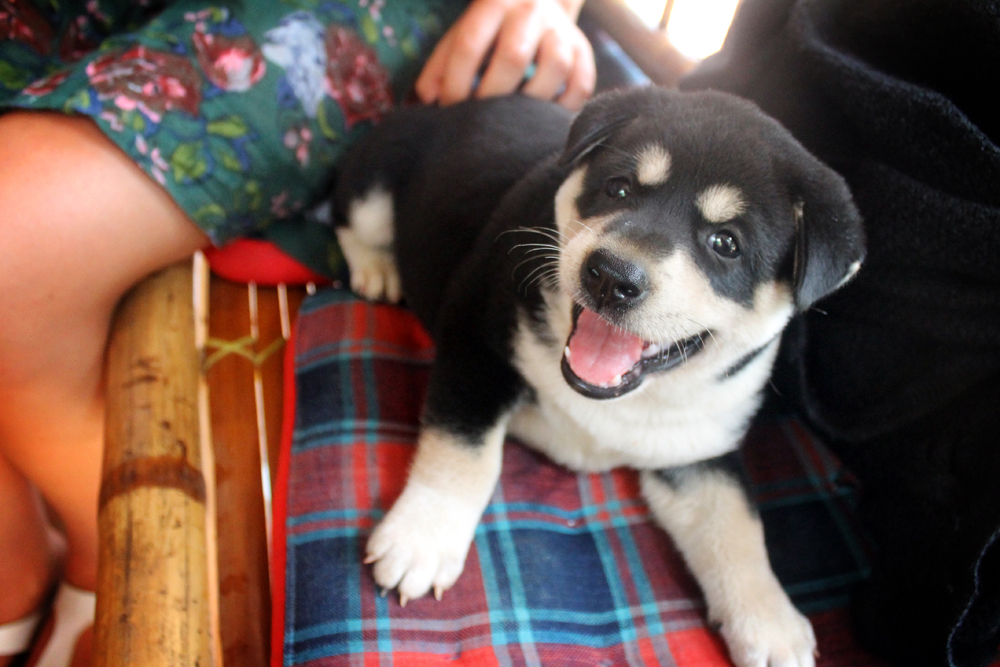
[365,481,481,605]
[335,226,402,303]
[714,589,817,667]
[348,249,401,303]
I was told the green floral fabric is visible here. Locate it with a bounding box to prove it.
[1,0,466,275]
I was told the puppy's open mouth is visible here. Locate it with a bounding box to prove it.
[561,304,708,399]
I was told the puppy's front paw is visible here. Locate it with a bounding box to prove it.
[366,482,480,604]
[714,589,817,667]
[349,249,401,303]
[335,226,402,303]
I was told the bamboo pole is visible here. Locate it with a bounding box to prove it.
[95,260,214,667]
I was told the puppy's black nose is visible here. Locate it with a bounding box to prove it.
[581,250,648,311]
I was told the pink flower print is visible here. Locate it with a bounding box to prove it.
[149,147,169,184]
[23,69,69,96]
[192,27,266,92]
[85,0,108,23]
[271,191,289,218]
[324,26,392,129]
[86,46,202,121]
[283,124,313,167]
[1,0,54,55]
[150,146,169,171]
[99,110,124,131]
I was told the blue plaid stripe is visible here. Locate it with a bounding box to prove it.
[281,290,883,667]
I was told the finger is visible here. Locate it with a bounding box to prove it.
[415,30,455,104]
[556,39,595,111]
[520,28,573,100]
[438,1,510,105]
[476,3,543,98]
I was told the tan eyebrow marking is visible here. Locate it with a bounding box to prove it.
[635,144,672,186]
[695,184,747,223]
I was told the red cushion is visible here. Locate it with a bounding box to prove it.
[203,239,331,286]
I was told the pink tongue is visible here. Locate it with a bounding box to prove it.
[566,309,644,387]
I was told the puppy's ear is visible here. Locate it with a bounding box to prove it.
[779,143,866,311]
[560,89,645,167]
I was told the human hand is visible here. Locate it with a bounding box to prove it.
[415,0,596,111]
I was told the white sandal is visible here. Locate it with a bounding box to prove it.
[0,609,43,659]
[26,583,95,667]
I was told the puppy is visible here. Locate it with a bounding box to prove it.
[333,87,865,667]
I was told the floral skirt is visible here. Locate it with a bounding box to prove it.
[1,0,466,275]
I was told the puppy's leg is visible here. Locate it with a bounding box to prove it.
[641,456,816,667]
[366,256,525,602]
[335,185,402,302]
[366,419,507,605]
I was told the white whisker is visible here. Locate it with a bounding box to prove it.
[519,259,560,293]
[497,226,567,246]
[527,267,561,291]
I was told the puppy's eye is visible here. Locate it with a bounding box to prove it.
[605,177,631,200]
[709,231,741,258]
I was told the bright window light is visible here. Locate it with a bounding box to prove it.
[667,0,740,60]
[623,0,672,30]
[623,0,741,61]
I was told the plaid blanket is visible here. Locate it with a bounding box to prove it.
[273,289,890,667]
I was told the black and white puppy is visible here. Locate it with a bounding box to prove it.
[333,87,864,667]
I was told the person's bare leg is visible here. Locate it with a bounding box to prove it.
[0,455,63,667]
[0,111,209,639]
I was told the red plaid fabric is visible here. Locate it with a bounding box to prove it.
[272,289,893,666]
